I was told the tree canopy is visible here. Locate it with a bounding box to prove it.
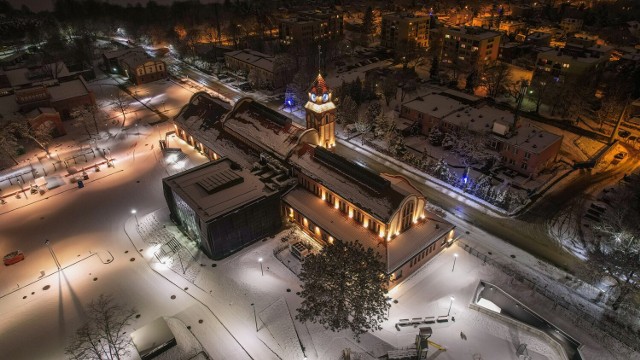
[296,239,390,340]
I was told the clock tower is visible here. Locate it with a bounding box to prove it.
[304,73,336,149]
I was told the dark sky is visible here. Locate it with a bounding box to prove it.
[10,0,224,13]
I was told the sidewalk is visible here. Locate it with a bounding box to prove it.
[124,209,279,360]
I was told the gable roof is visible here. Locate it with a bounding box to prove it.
[223,97,308,160]
[289,145,421,223]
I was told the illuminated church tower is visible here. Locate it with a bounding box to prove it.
[304,73,336,149]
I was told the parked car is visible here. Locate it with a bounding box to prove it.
[614,152,627,160]
[4,250,25,266]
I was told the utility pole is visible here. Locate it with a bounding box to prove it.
[513,80,528,130]
[609,96,631,145]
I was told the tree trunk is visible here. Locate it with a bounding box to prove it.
[612,269,635,310]
[1,147,19,165]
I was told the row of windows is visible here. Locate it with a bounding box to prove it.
[300,175,383,235]
[505,157,529,170]
[409,242,437,267]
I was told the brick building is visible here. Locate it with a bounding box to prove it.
[380,13,431,49]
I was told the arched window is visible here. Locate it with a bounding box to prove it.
[401,200,414,231]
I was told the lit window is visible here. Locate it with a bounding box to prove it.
[445,34,450,38]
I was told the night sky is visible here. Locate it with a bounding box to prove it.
[9,0,224,13]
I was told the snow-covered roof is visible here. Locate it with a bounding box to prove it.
[26,107,57,118]
[282,187,386,258]
[119,51,158,69]
[48,78,91,102]
[3,62,70,87]
[402,94,466,119]
[163,158,275,222]
[102,47,146,60]
[386,213,454,273]
[501,123,563,154]
[172,92,257,168]
[442,105,515,134]
[223,97,307,160]
[0,94,19,116]
[283,186,453,273]
[324,60,393,89]
[289,145,417,223]
[225,49,274,73]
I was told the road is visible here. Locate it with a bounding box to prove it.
[335,142,639,272]
[148,52,638,273]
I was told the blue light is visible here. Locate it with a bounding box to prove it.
[463,176,468,184]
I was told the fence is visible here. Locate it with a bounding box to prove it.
[458,241,640,351]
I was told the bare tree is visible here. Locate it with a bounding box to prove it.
[72,106,97,137]
[527,73,554,114]
[7,114,54,154]
[355,112,373,145]
[381,75,397,106]
[0,122,20,165]
[65,294,137,360]
[479,61,512,99]
[591,181,640,310]
[110,91,131,127]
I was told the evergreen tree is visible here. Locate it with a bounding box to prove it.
[361,6,374,45]
[429,56,439,80]
[296,240,390,340]
[336,95,358,125]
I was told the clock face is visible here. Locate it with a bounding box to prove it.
[322,93,329,103]
[311,93,317,102]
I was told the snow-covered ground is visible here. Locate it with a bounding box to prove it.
[2,65,638,360]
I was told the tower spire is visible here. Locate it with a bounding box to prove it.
[318,44,322,74]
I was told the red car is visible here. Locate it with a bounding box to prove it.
[3,250,25,266]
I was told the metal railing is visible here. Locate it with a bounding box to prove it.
[458,241,640,351]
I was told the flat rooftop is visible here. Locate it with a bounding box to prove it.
[163,158,274,222]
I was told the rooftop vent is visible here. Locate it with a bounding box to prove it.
[197,169,244,194]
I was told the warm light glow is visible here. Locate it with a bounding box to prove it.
[348,209,353,218]
[395,231,400,236]
[315,226,320,235]
[328,236,334,244]
[413,219,418,224]
[303,218,308,226]
[420,213,426,219]
[321,191,326,201]
[379,230,385,238]
[289,208,294,217]
[334,200,339,209]
[363,219,369,228]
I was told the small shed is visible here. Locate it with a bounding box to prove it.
[131,317,177,360]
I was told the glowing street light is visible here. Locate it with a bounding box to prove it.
[131,209,139,227]
[447,296,455,316]
[258,257,264,276]
[452,253,458,272]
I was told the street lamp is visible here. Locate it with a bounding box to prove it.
[447,296,455,316]
[452,253,458,272]
[258,257,264,276]
[44,239,61,270]
[251,303,258,332]
[16,179,28,200]
[131,209,139,227]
